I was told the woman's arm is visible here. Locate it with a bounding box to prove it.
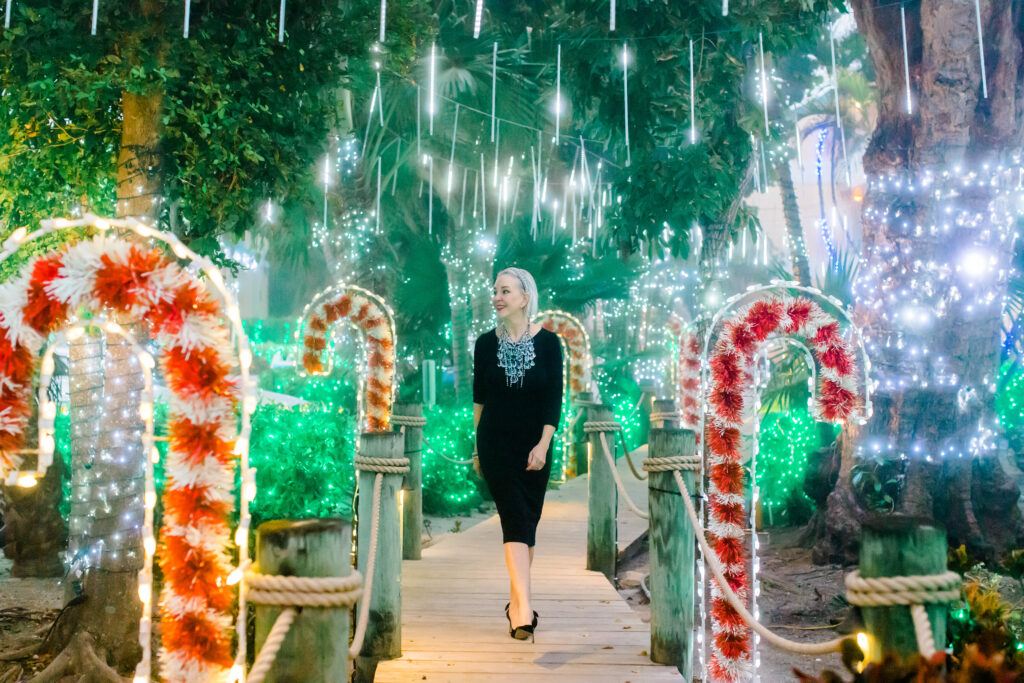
[473,402,482,429]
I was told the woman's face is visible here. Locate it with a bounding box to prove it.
[493,274,528,321]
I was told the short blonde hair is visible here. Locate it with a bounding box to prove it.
[496,267,539,320]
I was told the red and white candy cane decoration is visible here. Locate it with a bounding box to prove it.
[535,310,591,396]
[703,287,869,682]
[667,313,700,431]
[301,284,396,431]
[0,216,258,683]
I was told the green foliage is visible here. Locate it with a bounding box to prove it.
[947,566,1024,669]
[248,402,357,525]
[757,407,835,521]
[421,403,483,516]
[0,0,428,252]
[850,455,904,511]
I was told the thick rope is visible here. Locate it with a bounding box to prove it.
[421,436,475,464]
[672,469,847,655]
[248,607,298,683]
[391,414,427,427]
[592,430,649,519]
[354,455,410,474]
[349,472,384,658]
[584,420,647,481]
[642,454,701,473]
[649,411,681,423]
[846,569,960,658]
[245,568,364,681]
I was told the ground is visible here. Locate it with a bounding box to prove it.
[616,526,847,681]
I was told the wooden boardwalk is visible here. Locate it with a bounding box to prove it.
[375,448,684,682]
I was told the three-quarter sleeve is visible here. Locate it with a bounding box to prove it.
[473,334,487,405]
[542,332,564,429]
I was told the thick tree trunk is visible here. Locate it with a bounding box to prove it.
[817,0,1024,564]
[445,218,475,403]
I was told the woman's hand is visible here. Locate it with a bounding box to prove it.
[473,455,483,478]
[526,442,548,471]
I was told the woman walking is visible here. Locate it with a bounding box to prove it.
[473,267,563,642]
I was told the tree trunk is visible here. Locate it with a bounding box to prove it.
[817,0,1024,564]
[1,403,67,578]
[445,216,475,403]
[47,1,167,671]
[777,158,812,287]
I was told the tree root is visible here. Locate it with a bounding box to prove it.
[29,632,126,683]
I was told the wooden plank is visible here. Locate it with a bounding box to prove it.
[375,453,680,680]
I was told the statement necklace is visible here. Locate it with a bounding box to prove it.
[496,324,536,387]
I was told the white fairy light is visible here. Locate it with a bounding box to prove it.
[901,4,912,114]
[278,0,286,42]
[973,0,988,98]
[448,103,460,195]
[379,0,386,43]
[4,0,11,30]
[689,38,697,144]
[610,0,616,31]
[183,0,191,38]
[622,43,631,167]
[376,156,382,234]
[473,0,484,38]
[428,43,437,135]
[555,43,562,145]
[758,32,769,132]
[91,0,98,35]
[491,42,498,142]
[428,155,434,234]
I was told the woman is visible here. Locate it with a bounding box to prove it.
[473,267,563,642]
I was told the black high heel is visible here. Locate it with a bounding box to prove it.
[510,611,539,642]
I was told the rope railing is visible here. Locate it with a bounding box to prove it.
[391,414,427,428]
[243,455,409,681]
[663,463,959,658]
[584,421,649,519]
[649,411,682,424]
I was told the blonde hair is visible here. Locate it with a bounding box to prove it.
[496,267,539,320]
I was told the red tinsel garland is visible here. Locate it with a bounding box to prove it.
[705,295,861,682]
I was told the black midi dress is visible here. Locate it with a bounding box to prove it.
[473,328,563,546]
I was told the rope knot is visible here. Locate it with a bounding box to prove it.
[354,455,411,474]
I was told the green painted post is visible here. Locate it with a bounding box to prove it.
[393,401,424,560]
[647,428,696,678]
[354,431,405,682]
[859,518,949,661]
[254,519,352,682]
[586,404,617,579]
[570,391,593,477]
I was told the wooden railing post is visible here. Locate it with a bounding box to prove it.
[393,401,424,561]
[651,398,679,429]
[586,404,617,579]
[570,390,593,477]
[647,428,696,678]
[859,518,949,661]
[254,519,352,681]
[354,431,405,682]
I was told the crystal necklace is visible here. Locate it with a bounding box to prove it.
[496,323,536,387]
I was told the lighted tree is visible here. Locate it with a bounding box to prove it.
[0,0,425,674]
[818,0,1024,562]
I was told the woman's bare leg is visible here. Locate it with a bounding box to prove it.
[504,542,532,628]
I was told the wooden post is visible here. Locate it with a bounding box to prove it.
[254,519,352,682]
[354,431,405,682]
[586,404,617,579]
[570,391,593,477]
[647,428,696,678]
[859,517,948,661]
[652,398,679,429]
[394,401,424,560]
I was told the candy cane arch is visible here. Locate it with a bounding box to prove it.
[300,283,396,431]
[0,215,258,683]
[667,313,700,431]
[535,310,592,397]
[701,284,871,682]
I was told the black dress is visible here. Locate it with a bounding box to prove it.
[473,328,563,546]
